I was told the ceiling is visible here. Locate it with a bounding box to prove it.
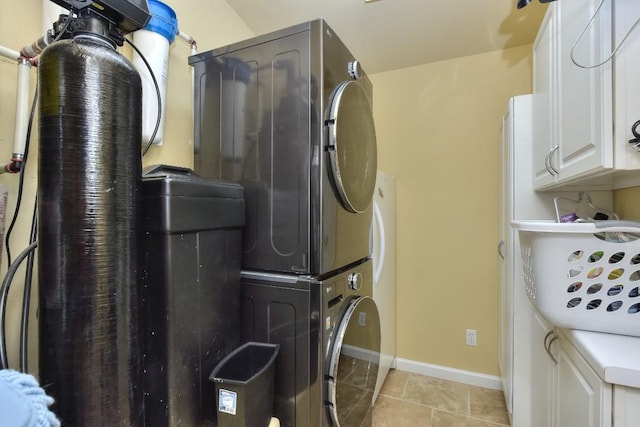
[224,0,549,74]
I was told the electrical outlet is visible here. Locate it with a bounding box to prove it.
[466,329,477,346]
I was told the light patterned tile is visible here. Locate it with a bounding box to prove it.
[373,372,510,427]
[403,375,469,414]
[469,385,510,425]
[431,409,509,427]
[373,395,432,427]
[379,369,410,398]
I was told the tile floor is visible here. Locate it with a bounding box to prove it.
[372,370,511,427]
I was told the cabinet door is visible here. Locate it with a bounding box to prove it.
[612,0,640,171]
[530,310,555,427]
[498,110,512,414]
[532,5,558,190]
[556,0,613,179]
[555,334,612,427]
[613,385,640,426]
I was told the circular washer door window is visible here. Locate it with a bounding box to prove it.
[326,296,381,426]
[326,80,377,213]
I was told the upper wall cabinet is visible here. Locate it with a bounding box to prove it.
[533,6,558,190]
[613,1,640,177]
[532,0,640,190]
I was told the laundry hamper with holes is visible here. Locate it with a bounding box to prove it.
[512,220,640,337]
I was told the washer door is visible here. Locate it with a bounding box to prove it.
[326,296,381,427]
[326,80,377,213]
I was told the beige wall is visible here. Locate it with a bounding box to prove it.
[614,187,640,220]
[0,0,253,370]
[370,45,533,376]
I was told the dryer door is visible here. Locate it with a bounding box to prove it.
[326,296,381,427]
[326,80,377,213]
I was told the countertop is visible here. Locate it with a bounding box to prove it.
[561,328,640,388]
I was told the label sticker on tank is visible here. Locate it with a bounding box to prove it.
[326,316,331,330]
[218,389,237,415]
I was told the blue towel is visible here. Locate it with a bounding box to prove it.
[0,369,60,427]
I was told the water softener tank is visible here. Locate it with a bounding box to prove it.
[37,31,144,425]
[141,165,245,426]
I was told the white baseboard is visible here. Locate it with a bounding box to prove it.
[394,357,503,391]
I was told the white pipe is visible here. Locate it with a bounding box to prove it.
[0,45,20,61]
[177,30,196,50]
[0,52,32,174]
[177,30,197,89]
[13,58,32,161]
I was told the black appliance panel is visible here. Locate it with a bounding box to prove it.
[190,19,375,275]
[240,259,378,427]
[192,30,311,273]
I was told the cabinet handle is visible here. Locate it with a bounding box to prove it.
[543,330,554,349]
[543,330,559,365]
[547,335,559,365]
[497,241,505,260]
[549,145,559,175]
[629,120,640,150]
[544,150,553,175]
[544,147,560,176]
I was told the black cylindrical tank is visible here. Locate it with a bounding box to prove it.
[37,33,143,426]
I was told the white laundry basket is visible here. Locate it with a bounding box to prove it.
[512,220,640,337]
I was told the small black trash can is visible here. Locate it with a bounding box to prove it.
[210,342,280,427]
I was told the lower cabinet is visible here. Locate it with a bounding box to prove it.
[554,331,612,427]
[613,386,640,426]
[529,309,555,427]
[528,319,640,427]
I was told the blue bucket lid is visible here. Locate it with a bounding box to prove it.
[145,0,178,44]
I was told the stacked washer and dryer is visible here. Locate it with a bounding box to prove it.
[190,19,381,427]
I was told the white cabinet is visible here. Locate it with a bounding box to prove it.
[555,331,612,427]
[532,0,640,190]
[500,97,634,426]
[530,310,555,427]
[499,104,512,414]
[613,386,640,425]
[532,5,558,189]
[612,0,640,177]
[499,96,559,425]
[502,99,640,427]
[533,0,614,189]
[555,0,613,180]
[532,326,613,427]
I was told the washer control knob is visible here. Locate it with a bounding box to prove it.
[348,60,362,80]
[348,272,362,290]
